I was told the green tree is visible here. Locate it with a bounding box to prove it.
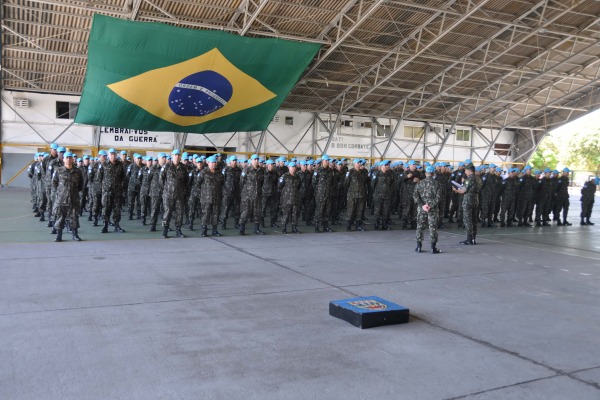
[566,130,600,173]
[530,134,560,170]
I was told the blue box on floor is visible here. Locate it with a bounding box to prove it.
[329,296,409,329]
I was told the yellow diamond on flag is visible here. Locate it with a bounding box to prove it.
[107,49,277,127]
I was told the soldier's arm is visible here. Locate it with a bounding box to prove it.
[52,169,59,190]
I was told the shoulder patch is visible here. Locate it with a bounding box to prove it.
[161,166,165,171]
[279,176,284,183]
[189,172,192,177]
[346,172,350,177]
[241,171,246,177]
[313,172,318,176]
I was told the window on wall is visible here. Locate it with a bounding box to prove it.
[375,124,391,138]
[56,101,78,119]
[319,120,335,133]
[285,116,294,125]
[456,129,470,141]
[403,126,424,139]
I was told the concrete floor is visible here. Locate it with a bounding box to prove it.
[1,187,599,400]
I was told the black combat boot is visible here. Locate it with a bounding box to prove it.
[176,228,186,238]
[93,216,99,226]
[142,215,146,225]
[254,223,265,235]
[162,226,169,238]
[101,221,109,233]
[189,220,194,231]
[54,229,63,242]
[415,241,422,253]
[50,225,57,235]
[431,242,441,254]
[374,220,381,231]
[72,229,81,241]
[221,219,227,230]
[487,221,495,228]
[523,220,532,227]
[536,220,543,227]
[281,224,288,234]
[270,219,279,228]
[347,222,353,231]
[563,218,572,226]
[114,224,125,233]
[314,225,321,233]
[33,211,41,217]
[201,225,208,237]
[507,221,513,227]
[500,220,506,227]
[239,223,246,235]
[542,220,551,226]
[150,223,157,232]
[481,219,487,228]
[586,218,595,225]
[557,220,563,226]
[291,225,300,234]
[581,217,587,225]
[137,210,141,220]
[518,219,523,227]
[460,234,472,245]
[87,211,93,221]
[47,219,53,228]
[357,222,366,231]
[39,212,45,222]
[324,223,334,233]
[128,210,133,220]
[381,222,391,231]
[212,225,222,237]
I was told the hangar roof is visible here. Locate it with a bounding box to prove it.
[2,0,600,131]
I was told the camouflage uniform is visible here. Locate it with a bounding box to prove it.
[434,169,450,227]
[101,159,126,230]
[302,168,315,224]
[554,174,570,224]
[187,166,204,230]
[262,168,280,226]
[51,164,84,240]
[499,176,517,226]
[127,162,142,219]
[148,164,164,230]
[462,173,482,240]
[160,162,188,234]
[34,160,47,216]
[535,175,552,225]
[401,169,421,229]
[278,171,301,230]
[345,168,367,230]
[414,176,441,243]
[89,161,104,224]
[79,162,89,214]
[199,168,224,229]
[516,174,535,226]
[480,171,497,226]
[139,164,152,224]
[45,156,62,224]
[313,165,334,231]
[580,179,596,224]
[27,161,38,211]
[372,169,394,230]
[220,165,242,229]
[239,165,265,232]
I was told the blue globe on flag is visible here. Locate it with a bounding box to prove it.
[168,71,233,117]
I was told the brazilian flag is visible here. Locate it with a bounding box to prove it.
[76,15,320,134]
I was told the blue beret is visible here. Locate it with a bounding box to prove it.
[77,158,82,162]
[458,162,465,167]
[64,151,73,158]
[321,154,331,161]
[199,155,206,161]
[206,155,217,163]
[424,161,431,167]
[426,166,435,173]
[215,153,221,157]
[98,150,107,156]
[381,160,391,166]
[266,159,275,165]
[182,152,188,158]
[167,156,172,160]
[57,146,66,152]
[158,152,166,158]
[353,158,361,164]
[489,163,497,168]
[250,154,259,160]
[288,162,297,168]
[299,160,307,165]
[135,154,142,159]
[228,156,237,162]
[407,160,416,166]
[50,143,59,150]
[523,165,532,170]
[108,148,116,153]
[172,149,180,155]
[562,168,570,173]
[307,160,314,165]
[464,159,472,164]
[120,150,127,155]
[83,155,90,159]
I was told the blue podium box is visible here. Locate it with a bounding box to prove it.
[329,296,409,329]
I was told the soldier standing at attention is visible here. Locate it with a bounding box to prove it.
[160,149,188,238]
[239,154,265,235]
[101,148,127,234]
[262,159,280,228]
[220,155,242,230]
[139,156,152,225]
[127,154,143,221]
[499,168,518,227]
[580,176,598,225]
[516,166,535,227]
[453,161,481,245]
[149,153,167,232]
[345,158,368,231]
[51,151,84,242]
[554,168,572,226]
[199,155,225,237]
[278,161,302,234]
[414,165,442,254]
[401,160,420,230]
[187,156,205,231]
[313,154,335,233]
[372,160,394,230]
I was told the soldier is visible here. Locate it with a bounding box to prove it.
[516,166,535,227]
[139,156,153,225]
[414,165,442,254]
[499,168,518,227]
[28,153,39,214]
[453,161,481,245]
[196,155,225,237]
[33,153,46,219]
[47,146,65,231]
[187,156,205,231]
[79,155,90,215]
[372,160,395,230]
[220,155,242,230]
[127,154,143,220]
[160,149,188,238]
[554,168,572,226]
[278,161,302,234]
[580,176,598,225]
[262,159,280,228]
[303,160,316,225]
[149,152,167,232]
[90,151,107,226]
[535,168,553,227]
[239,154,265,235]
[51,151,84,242]
[345,158,368,231]
[313,154,335,233]
[401,160,421,229]
[120,150,130,206]
[448,162,465,225]
[480,164,498,228]
[101,148,126,233]
[433,162,450,229]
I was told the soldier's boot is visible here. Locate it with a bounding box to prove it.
[480,219,487,228]
[50,225,57,235]
[500,220,506,227]
[536,220,543,227]
[506,221,513,227]
[254,223,266,235]
[586,218,595,225]
[260,218,266,228]
[87,211,93,221]
[291,225,300,234]
[523,220,532,227]
[189,220,194,231]
[212,225,222,237]
[47,219,53,228]
[34,211,41,217]
[347,222,353,231]
[128,210,133,220]
[542,220,551,227]
[137,210,141,220]
[176,228,186,238]
[54,229,63,242]
[39,212,46,222]
[72,229,81,242]
[142,215,146,226]
[150,223,157,232]
[357,222,367,231]
[431,242,441,254]
[487,220,496,228]
[381,222,391,231]
[448,217,455,223]
[114,224,126,233]
[460,234,472,245]
[239,223,246,236]
[270,219,279,228]
[557,220,563,226]
[314,225,321,233]
[221,219,227,230]
[415,241,422,253]
[563,218,572,226]
[101,221,109,233]
[517,219,523,227]
[324,223,334,233]
[93,216,99,226]
[374,220,381,231]
[281,224,288,234]
[581,217,588,225]
[162,226,169,238]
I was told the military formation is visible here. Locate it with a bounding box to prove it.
[27,147,598,247]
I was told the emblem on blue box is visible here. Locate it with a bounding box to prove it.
[348,299,388,310]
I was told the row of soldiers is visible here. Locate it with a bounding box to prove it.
[27,146,597,243]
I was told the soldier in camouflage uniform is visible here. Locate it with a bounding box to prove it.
[516,166,535,227]
[139,156,153,225]
[278,161,302,234]
[51,151,84,242]
[262,160,280,228]
[554,168,572,226]
[79,155,90,215]
[239,154,265,235]
[414,165,442,254]
[453,162,482,245]
[433,162,450,229]
[580,177,597,225]
[401,160,421,230]
[220,156,242,230]
[499,168,518,227]
[28,154,39,214]
[33,153,46,219]
[372,160,395,230]
[313,155,335,233]
[126,154,143,220]
[197,155,224,237]
[46,146,65,231]
[303,160,316,225]
[89,152,106,226]
[101,148,126,233]
[479,164,498,228]
[187,155,205,231]
[345,159,368,231]
[160,149,188,238]
[149,153,167,232]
